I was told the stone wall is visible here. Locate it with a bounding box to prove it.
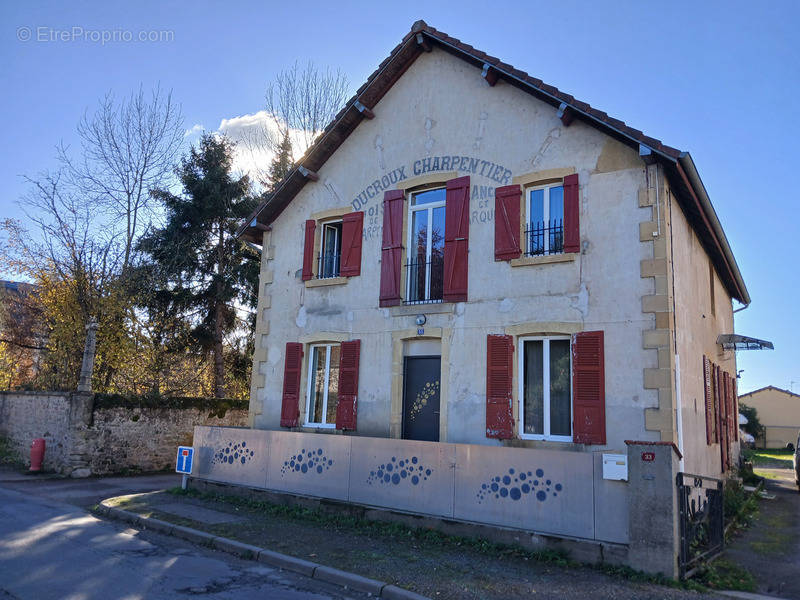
[85,405,247,474]
[0,391,72,472]
[0,391,248,475]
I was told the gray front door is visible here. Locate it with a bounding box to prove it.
[402,356,441,442]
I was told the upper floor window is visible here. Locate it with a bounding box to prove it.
[525,183,564,256]
[406,187,445,304]
[319,221,342,279]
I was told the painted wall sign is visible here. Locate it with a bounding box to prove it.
[641,451,655,462]
[351,155,512,239]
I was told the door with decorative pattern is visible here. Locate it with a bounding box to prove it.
[402,356,441,442]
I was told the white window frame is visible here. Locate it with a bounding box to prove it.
[527,182,564,256]
[305,343,338,428]
[406,187,446,303]
[518,335,573,442]
[318,220,342,279]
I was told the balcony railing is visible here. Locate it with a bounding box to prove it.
[317,252,340,279]
[404,257,444,304]
[524,220,563,257]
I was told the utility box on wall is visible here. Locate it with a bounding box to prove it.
[602,453,628,481]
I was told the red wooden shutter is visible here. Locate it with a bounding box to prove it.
[336,339,360,430]
[495,184,522,260]
[572,331,606,444]
[379,190,405,307]
[733,377,739,441]
[280,343,303,427]
[563,173,580,254]
[714,365,728,472]
[444,176,470,302]
[711,363,725,444]
[703,356,714,444]
[486,334,514,439]
[340,211,364,277]
[302,220,316,281]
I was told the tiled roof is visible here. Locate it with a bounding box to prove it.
[239,20,748,304]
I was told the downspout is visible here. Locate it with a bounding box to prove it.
[675,354,685,472]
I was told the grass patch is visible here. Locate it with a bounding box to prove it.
[165,486,713,593]
[0,436,24,468]
[724,479,760,532]
[693,558,756,591]
[749,514,793,555]
[753,469,790,481]
[742,449,794,469]
[168,485,572,566]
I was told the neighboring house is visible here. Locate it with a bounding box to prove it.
[738,386,800,449]
[193,21,754,576]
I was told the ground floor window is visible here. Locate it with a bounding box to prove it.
[519,336,572,441]
[306,344,340,427]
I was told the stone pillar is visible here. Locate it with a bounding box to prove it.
[68,318,98,477]
[77,318,98,393]
[625,440,681,578]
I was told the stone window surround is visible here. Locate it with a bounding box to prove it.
[304,206,353,288]
[503,321,588,451]
[510,167,578,268]
[295,332,351,432]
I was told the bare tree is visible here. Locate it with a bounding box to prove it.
[266,61,349,152]
[59,85,184,273]
[237,62,349,189]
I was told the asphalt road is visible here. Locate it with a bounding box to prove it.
[0,472,370,600]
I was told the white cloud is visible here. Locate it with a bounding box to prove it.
[215,111,307,189]
[184,123,205,139]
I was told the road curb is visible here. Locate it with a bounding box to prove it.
[313,565,386,595]
[381,585,432,600]
[99,499,430,599]
[257,549,319,577]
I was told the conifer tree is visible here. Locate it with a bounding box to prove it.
[267,130,293,191]
[138,134,256,398]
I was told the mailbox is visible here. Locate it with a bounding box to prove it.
[602,453,628,481]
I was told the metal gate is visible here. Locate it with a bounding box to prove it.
[676,472,724,578]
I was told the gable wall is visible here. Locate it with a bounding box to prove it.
[670,179,738,475]
[740,388,800,449]
[251,48,662,450]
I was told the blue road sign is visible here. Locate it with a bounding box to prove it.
[176,446,194,474]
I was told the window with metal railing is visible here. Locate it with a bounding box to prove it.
[318,221,342,278]
[404,256,444,304]
[524,220,564,256]
[525,183,564,257]
[405,187,446,304]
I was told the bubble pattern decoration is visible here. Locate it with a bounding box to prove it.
[212,441,255,466]
[280,448,333,476]
[476,467,563,503]
[366,456,432,486]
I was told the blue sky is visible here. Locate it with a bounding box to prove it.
[1,0,798,394]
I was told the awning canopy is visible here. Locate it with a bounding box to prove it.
[717,334,774,351]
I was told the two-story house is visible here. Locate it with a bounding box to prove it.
[192,21,751,576]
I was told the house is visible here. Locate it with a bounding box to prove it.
[191,21,752,577]
[738,386,800,449]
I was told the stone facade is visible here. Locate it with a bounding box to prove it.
[234,22,752,576]
[0,391,247,475]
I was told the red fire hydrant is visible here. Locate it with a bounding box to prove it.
[30,438,45,472]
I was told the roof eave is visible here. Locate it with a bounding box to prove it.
[676,153,750,305]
